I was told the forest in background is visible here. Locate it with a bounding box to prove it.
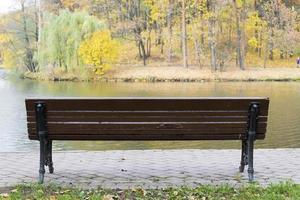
[0,0,300,80]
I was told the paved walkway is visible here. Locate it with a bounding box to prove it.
[0,149,299,189]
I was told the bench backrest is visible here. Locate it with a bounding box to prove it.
[26,97,269,140]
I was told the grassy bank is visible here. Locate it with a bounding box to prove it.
[1,182,299,200]
[22,66,300,82]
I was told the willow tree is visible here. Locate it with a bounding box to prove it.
[38,10,105,72]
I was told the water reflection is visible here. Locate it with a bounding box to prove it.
[1,69,300,152]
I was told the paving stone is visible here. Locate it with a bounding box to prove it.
[0,149,299,189]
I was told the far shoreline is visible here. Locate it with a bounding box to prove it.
[20,66,300,83]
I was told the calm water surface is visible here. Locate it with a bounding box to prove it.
[0,69,300,152]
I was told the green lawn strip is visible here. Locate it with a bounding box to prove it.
[0,181,299,200]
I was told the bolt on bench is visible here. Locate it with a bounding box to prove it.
[26,97,269,183]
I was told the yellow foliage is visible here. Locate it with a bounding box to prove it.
[248,37,259,49]
[2,50,17,69]
[0,34,11,43]
[78,30,119,75]
[61,0,90,11]
[273,49,281,58]
[144,0,167,23]
[0,33,18,69]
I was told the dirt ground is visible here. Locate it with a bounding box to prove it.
[104,65,300,82]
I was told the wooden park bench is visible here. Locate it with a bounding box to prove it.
[26,97,269,183]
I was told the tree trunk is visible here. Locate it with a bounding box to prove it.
[104,0,112,30]
[269,29,274,60]
[118,0,123,21]
[194,39,202,68]
[258,30,262,57]
[21,1,36,72]
[138,41,142,58]
[146,30,151,57]
[34,0,39,43]
[233,0,245,70]
[181,0,188,68]
[139,39,146,66]
[207,0,217,71]
[255,24,259,53]
[160,30,164,55]
[167,0,173,62]
[263,40,269,68]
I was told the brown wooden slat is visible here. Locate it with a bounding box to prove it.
[26,110,269,117]
[27,121,267,127]
[29,130,265,136]
[27,111,251,117]
[25,98,269,112]
[27,110,269,118]
[28,133,265,140]
[27,121,253,130]
[27,115,268,123]
[28,129,264,135]
[27,116,248,123]
[27,122,267,135]
[28,129,267,136]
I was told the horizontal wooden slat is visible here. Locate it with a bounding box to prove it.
[27,115,268,123]
[28,130,266,136]
[29,130,265,136]
[26,98,269,112]
[27,111,251,117]
[27,122,267,135]
[28,134,265,140]
[27,121,261,128]
[28,129,266,135]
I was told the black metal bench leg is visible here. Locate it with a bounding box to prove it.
[47,140,54,174]
[239,140,247,173]
[36,102,48,184]
[247,133,255,181]
[39,137,46,184]
[246,103,259,182]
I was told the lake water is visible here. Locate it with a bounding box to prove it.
[1,68,300,152]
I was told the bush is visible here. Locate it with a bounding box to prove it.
[78,30,119,75]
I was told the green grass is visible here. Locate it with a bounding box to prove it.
[0,181,299,200]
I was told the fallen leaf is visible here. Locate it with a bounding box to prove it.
[49,195,56,200]
[0,193,9,198]
[11,189,18,193]
[103,194,114,200]
[59,190,70,194]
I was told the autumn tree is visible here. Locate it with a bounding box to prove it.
[79,30,119,75]
[38,10,105,71]
[0,0,40,72]
[261,0,298,66]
